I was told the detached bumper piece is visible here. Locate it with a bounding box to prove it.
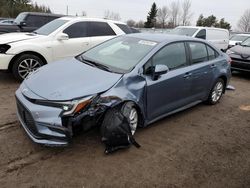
[101,107,140,154]
[16,98,71,146]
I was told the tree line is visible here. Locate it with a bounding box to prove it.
[0,0,51,18]
[125,2,250,32]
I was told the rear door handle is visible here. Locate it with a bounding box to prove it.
[183,72,192,78]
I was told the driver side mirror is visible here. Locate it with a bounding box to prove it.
[57,33,69,41]
[235,42,241,46]
[152,64,169,80]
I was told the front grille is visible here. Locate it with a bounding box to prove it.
[16,98,38,137]
[231,57,250,63]
[231,57,250,70]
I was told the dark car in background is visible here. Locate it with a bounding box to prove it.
[15,34,231,146]
[227,37,250,72]
[0,12,64,34]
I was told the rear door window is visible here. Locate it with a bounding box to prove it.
[188,42,208,64]
[63,22,88,38]
[88,22,116,36]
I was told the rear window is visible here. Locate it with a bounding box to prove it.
[88,22,116,36]
[170,27,198,36]
[115,23,132,34]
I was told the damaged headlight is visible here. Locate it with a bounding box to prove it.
[0,44,11,53]
[34,96,93,116]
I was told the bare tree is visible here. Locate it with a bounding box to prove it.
[180,0,193,26]
[157,6,169,28]
[126,19,136,27]
[104,10,121,21]
[169,1,180,28]
[82,11,87,16]
[136,20,144,28]
[237,9,250,32]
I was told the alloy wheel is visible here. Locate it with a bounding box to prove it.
[18,58,42,79]
[129,108,138,135]
[211,81,223,103]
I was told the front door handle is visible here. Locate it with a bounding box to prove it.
[210,64,217,69]
[183,72,192,79]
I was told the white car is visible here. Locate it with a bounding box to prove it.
[171,26,229,51]
[0,17,130,80]
[229,33,250,48]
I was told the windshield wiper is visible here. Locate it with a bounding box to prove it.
[80,56,113,72]
[241,44,250,47]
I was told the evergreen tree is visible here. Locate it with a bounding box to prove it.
[196,14,231,29]
[144,2,158,28]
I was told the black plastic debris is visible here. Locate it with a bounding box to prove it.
[101,106,140,154]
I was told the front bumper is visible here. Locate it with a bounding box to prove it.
[230,56,250,72]
[16,88,72,146]
[0,54,14,70]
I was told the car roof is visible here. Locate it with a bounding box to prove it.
[126,33,203,43]
[233,33,250,36]
[58,16,127,25]
[20,12,64,17]
[176,26,228,32]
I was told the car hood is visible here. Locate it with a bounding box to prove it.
[23,58,123,101]
[230,45,250,56]
[0,32,41,44]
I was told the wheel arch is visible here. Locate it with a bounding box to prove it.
[8,51,48,71]
[218,75,227,93]
[116,100,145,128]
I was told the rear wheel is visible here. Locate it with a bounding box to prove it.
[12,54,44,81]
[207,78,225,105]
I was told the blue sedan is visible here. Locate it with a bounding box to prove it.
[16,33,231,146]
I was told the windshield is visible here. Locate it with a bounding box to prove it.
[241,37,250,47]
[230,35,250,41]
[34,19,69,35]
[78,36,158,73]
[170,28,198,36]
[14,13,26,25]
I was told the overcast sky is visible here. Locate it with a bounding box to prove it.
[34,0,249,29]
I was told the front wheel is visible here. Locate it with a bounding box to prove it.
[12,54,44,81]
[207,78,225,105]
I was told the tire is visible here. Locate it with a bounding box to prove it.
[103,102,139,135]
[12,54,44,81]
[207,78,225,105]
[121,102,138,135]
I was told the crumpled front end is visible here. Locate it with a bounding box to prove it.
[16,88,72,146]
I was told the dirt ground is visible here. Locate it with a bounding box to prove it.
[0,71,249,188]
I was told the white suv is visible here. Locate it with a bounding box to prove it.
[0,17,130,80]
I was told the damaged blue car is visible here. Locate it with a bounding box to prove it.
[15,33,231,146]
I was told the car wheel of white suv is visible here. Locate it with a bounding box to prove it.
[12,54,44,81]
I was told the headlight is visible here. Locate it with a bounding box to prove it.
[34,96,93,116]
[226,49,235,55]
[0,44,11,53]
